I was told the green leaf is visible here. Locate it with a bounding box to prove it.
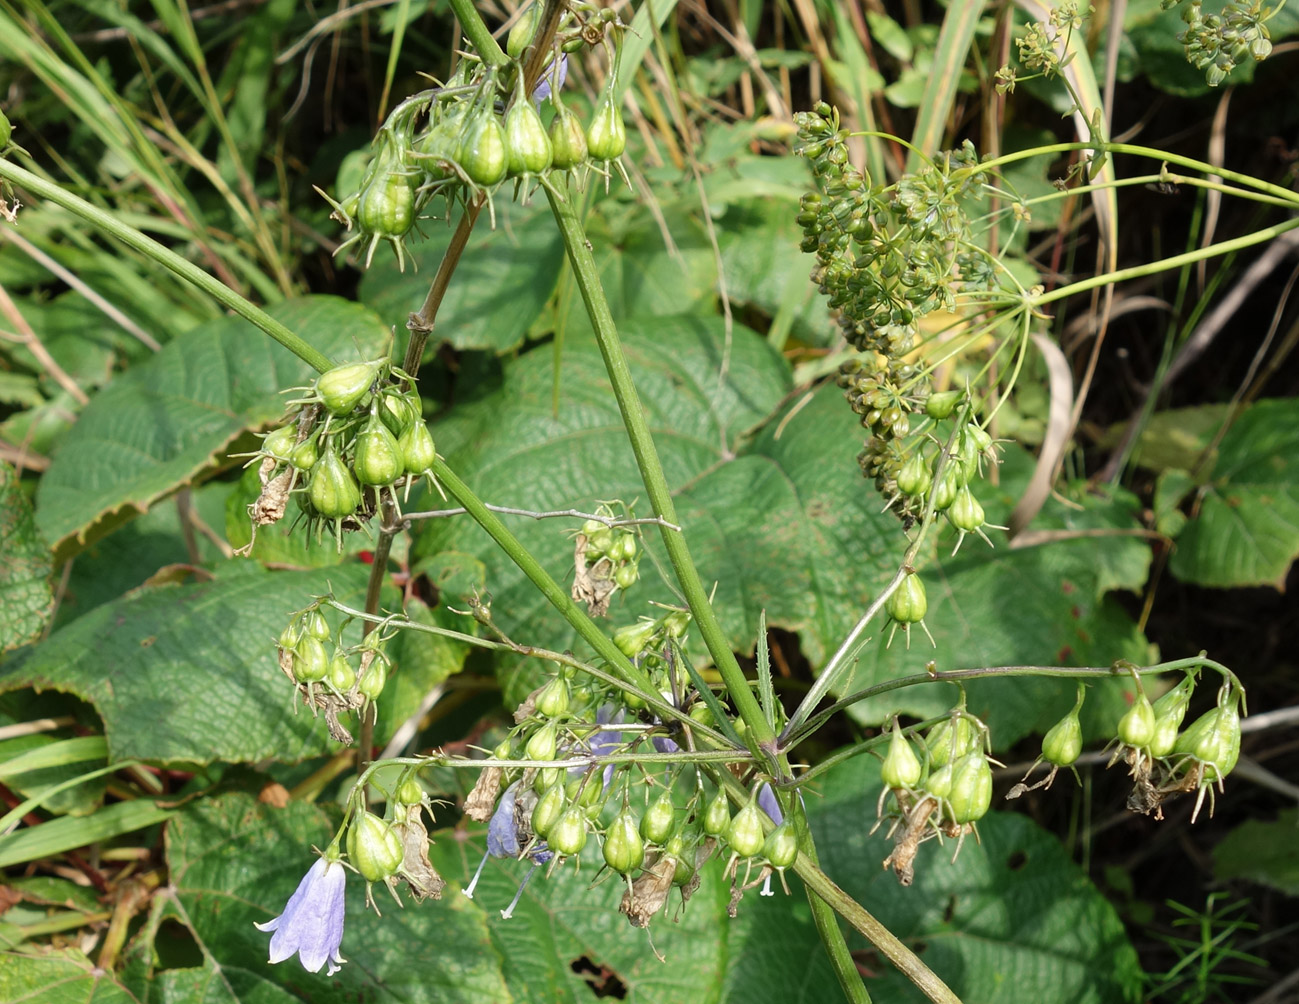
[810,754,1144,1003]
[358,204,564,356]
[0,734,107,816]
[157,792,512,1004]
[0,951,139,1004]
[0,798,171,869]
[1,461,54,651]
[34,296,390,556]
[1213,808,1299,896]
[0,561,374,765]
[1170,399,1299,588]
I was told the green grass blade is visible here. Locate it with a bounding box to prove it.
[0,797,171,868]
[0,737,108,782]
[906,1,987,168]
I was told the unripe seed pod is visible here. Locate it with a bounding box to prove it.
[1149,675,1195,757]
[505,97,553,177]
[263,425,298,461]
[524,723,558,762]
[588,528,614,554]
[726,799,766,858]
[930,462,962,510]
[1117,691,1157,748]
[354,409,403,486]
[1175,704,1241,782]
[564,775,604,811]
[309,445,362,518]
[328,653,356,691]
[378,392,416,437]
[947,751,993,824]
[459,111,509,187]
[0,107,10,148]
[663,610,691,639]
[665,833,694,885]
[507,2,538,58]
[357,659,387,701]
[702,790,731,836]
[399,421,437,475]
[688,702,715,729]
[614,620,655,659]
[639,790,675,844]
[290,437,319,471]
[896,452,932,498]
[317,360,381,416]
[548,107,588,170]
[948,486,985,533]
[303,610,331,641]
[881,722,923,789]
[396,778,425,805]
[531,782,565,838]
[533,766,565,793]
[603,809,645,873]
[614,533,637,562]
[1041,705,1083,767]
[887,573,927,625]
[535,676,570,718]
[925,390,962,420]
[613,564,638,590]
[925,715,975,769]
[548,805,588,856]
[358,169,415,237]
[294,635,329,683]
[925,762,954,799]
[348,810,404,881]
[764,822,798,869]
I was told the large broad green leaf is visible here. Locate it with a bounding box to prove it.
[1213,809,1299,896]
[1169,399,1299,589]
[810,755,1144,1003]
[358,203,564,355]
[0,951,140,1004]
[34,296,389,556]
[0,461,54,651]
[0,561,373,765]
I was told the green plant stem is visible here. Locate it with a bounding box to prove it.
[404,200,482,364]
[0,158,334,372]
[543,186,777,757]
[429,456,659,700]
[447,0,508,69]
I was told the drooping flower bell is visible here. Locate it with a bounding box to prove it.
[255,853,347,975]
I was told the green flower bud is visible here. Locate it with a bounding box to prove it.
[533,766,565,793]
[1174,704,1241,782]
[303,609,331,641]
[0,107,11,149]
[378,392,416,437]
[399,420,437,476]
[930,461,962,510]
[602,809,645,874]
[396,779,425,805]
[639,790,675,844]
[665,832,695,885]
[613,564,638,590]
[358,168,415,237]
[1041,692,1084,767]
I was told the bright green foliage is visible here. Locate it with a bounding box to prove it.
[0,461,53,651]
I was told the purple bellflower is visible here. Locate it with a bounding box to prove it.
[532,55,568,104]
[255,855,347,976]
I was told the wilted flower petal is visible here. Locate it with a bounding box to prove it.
[255,856,347,976]
[757,783,783,826]
[486,782,521,858]
[532,56,568,103]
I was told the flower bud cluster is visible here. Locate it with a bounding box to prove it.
[1166,0,1273,86]
[327,4,630,270]
[794,103,995,512]
[275,602,393,742]
[243,357,434,550]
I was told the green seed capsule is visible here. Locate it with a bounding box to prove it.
[303,609,331,641]
[613,620,655,659]
[948,486,985,533]
[925,762,954,799]
[615,534,637,561]
[764,822,798,869]
[531,782,565,838]
[378,392,416,437]
[726,799,766,858]
[290,437,319,471]
[702,790,731,836]
[887,573,927,625]
[924,390,962,420]
[548,805,588,856]
[317,360,381,416]
[1175,704,1241,782]
[357,169,415,237]
[536,677,570,718]
[1041,708,1083,767]
[348,810,404,882]
[396,779,425,805]
[603,809,645,873]
[549,106,589,170]
[506,97,553,177]
[533,766,565,793]
[308,444,362,518]
[895,452,932,498]
[588,528,614,554]
[357,659,387,701]
[525,723,558,762]
[294,635,329,683]
[506,2,538,57]
[586,95,627,161]
[880,722,923,789]
[328,654,356,692]
[399,421,437,475]
[459,111,509,187]
[930,462,962,510]
[1117,692,1157,748]
[262,425,298,461]
[947,752,993,824]
[925,716,975,769]
[613,564,638,590]
[354,410,403,486]
[0,107,10,149]
[665,833,695,885]
[1148,675,1195,757]
[640,790,676,844]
